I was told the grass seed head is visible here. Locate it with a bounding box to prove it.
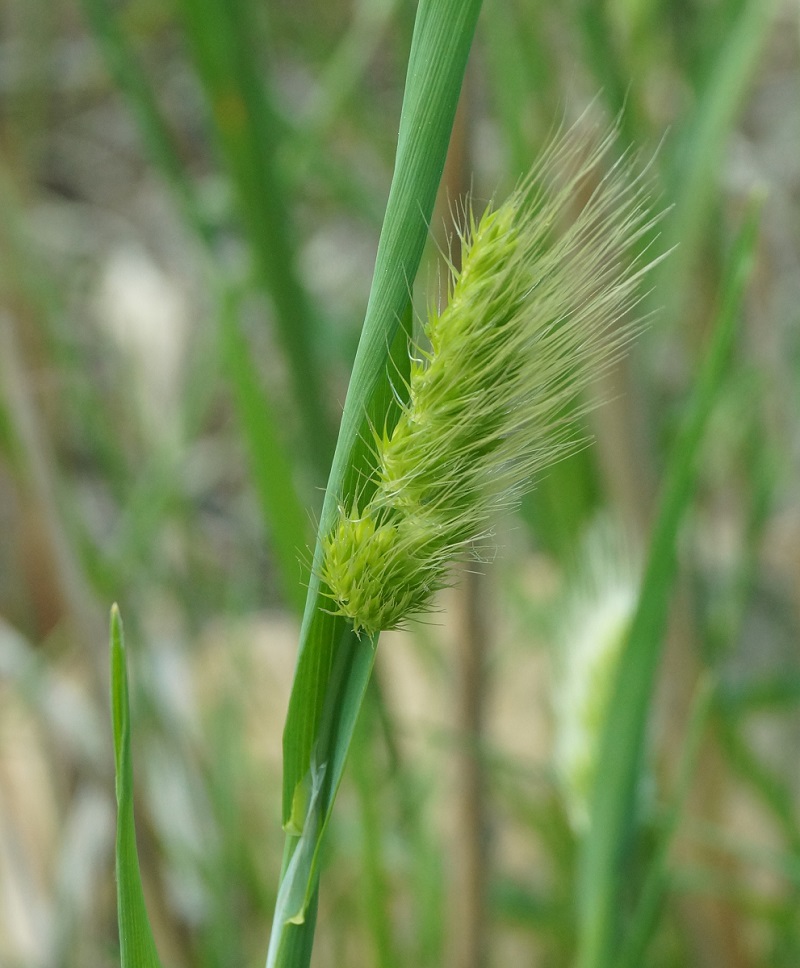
[321,120,666,636]
[551,518,641,832]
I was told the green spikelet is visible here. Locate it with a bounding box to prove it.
[322,122,666,636]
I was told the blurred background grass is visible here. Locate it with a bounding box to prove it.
[1,0,799,966]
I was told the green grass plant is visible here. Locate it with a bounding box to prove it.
[576,197,763,968]
[110,604,165,968]
[614,675,717,968]
[174,0,335,476]
[79,0,314,608]
[270,5,483,963]
[100,5,774,963]
[655,0,781,324]
[2,1,797,966]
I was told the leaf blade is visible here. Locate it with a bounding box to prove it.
[110,605,166,968]
[575,197,763,968]
[269,2,483,964]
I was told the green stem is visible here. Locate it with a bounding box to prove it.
[576,198,761,968]
[176,0,334,476]
[270,3,483,965]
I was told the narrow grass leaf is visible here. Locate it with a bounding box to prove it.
[79,0,212,243]
[300,0,399,136]
[656,0,780,321]
[110,604,165,968]
[270,2,483,964]
[716,712,800,855]
[350,711,398,968]
[280,0,483,837]
[80,0,312,610]
[576,0,640,142]
[576,198,763,968]
[614,675,716,968]
[175,0,333,474]
[717,675,800,715]
[219,288,311,613]
[482,1,558,171]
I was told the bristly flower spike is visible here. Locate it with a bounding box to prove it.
[321,120,667,636]
[551,517,643,832]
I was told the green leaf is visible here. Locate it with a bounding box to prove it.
[110,605,165,968]
[281,0,483,830]
[269,1,483,964]
[613,675,716,968]
[219,287,311,614]
[656,0,780,322]
[175,0,334,476]
[79,0,212,243]
[575,197,763,968]
[79,0,313,612]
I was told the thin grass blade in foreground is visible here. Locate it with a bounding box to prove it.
[110,604,165,968]
[269,4,483,965]
[576,197,763,968]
